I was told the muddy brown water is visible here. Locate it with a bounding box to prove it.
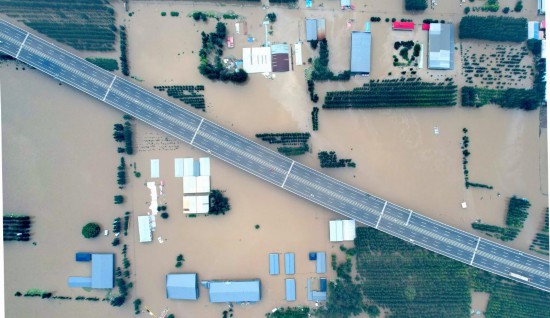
[2,1,547,317]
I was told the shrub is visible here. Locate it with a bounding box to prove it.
[209,190,231,215]
[112,238,120,246]
[405,0,428,11]
[161,12,166,17]
[502,7,510,14]
[82,222,101,239]
[160,212,169,219]
[170,11,179,17]
[267,13,277,23]
[14,292,22,297]
[255,224,260,229]
[175,261,182,268]
[114,195,124,204]
[514,1,523,12]
[464,7,470,14]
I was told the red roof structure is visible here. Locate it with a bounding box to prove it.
[422,23,430,31]
[393,22,414,31]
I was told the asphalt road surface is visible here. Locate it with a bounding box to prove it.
[1,19,548,292]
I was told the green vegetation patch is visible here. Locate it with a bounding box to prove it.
[529,208,549,255]
[0,0,116,51]
[459,16,527,42]
[154,85,205,110]
[209,190,231,215]
[471,196,530,241]
[119,25,129,76]
[82,222,101,239]
[85,57,118,71]
[266,307,310,317]
[405,0,428,10]
[310,39,350,81]
[318,151,355,168]
[461,87,540,110]
[311,107,319,131]
[323,78,457,108]
[256,133,311,156]
[3,214,32,241]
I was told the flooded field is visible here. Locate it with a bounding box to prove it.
[2,0,548,317]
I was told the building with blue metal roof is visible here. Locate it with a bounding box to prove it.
[269,253,280,275]
[285,279,296,301]
[306,19,318,41]
[350,31,372,75]
[284,253,295,275]
[316,252,326,274]
[307,278,327,302]
[68,253,114,289]
[205,280,261,303]
[166,273,199,300]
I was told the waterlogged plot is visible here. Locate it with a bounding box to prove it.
[0,0,117,51]
[323,79,457,108]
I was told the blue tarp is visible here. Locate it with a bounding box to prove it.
[316,252,326,274]
[320,278,327,292]
[309,252,317,260]
[269,253,279,275]
[76,252,91,262]
[285,253,295,275]
[285,279,296,301]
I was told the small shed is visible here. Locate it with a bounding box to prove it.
[422,23,430,31]
[285,279,296,301]
[317,19,326,40]
[269,253,280,275]
[295,43,303,66]
[392,22,414,31]
[316,252,326,274]
[183,196,197,214]
[183,158,195,176]
[68,276,92,288]
[199,157,210,176]
[227,36,234,48]
[196,176,211,193]
[342,220,356,241]
[528,21,540,39]
[341,0,351,7]
[306,19,318,41]
[138,216,152,243]
[150,159,160,179]
[284,253,295,275]
[174,158,184,177]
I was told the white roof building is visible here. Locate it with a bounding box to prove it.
[175,158,184,177]
[183,158,195,177]
[151,159,160,178]
[183,177,197,194]
[138,216,153,243]
[183,195,210,214]
[199,157,211,176]
[197,176,211,193]
[242,47,272,73]
[295,43,303,66]
[329,220,356,242]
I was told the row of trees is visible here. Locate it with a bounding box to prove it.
[119,25,129,76]
[318,151,355,168]
[323,78,457,108]
[307,80,319,103]
[459,16,527,42]
[310,39,350,81]
[471,197,530,241]
[529,208,549,255]
[460,128,493,189]
[110,244,133,307]
[197,23,248,84]
[113,121,133,154]
[256,133,310,145]
[85,57,118,71]
[117,157,126,188]
[277,143,309,156]
[3,214,32,242]
[462,87,540,111]
[311,107,319,131]
[154,85,206,110]
[405,0,427,11]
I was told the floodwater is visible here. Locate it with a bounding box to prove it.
[2,0,548,317]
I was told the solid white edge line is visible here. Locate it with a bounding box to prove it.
[375,201,388,229]
[470,237,481,265]
[281,161,295,188]
[15,32,29,59]
[103,75,117,101]
[406,209,413,226]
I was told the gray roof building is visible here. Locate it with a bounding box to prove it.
[307,278,327,302]
[166,273,199,300]
[350,31,371,74]
[306,19,318,41]
[428,23,454,70]
[206,280,261,303]
[68,253,114,289]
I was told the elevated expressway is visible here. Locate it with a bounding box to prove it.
[1,19,548,292]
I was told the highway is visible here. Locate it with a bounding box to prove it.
[1,19,548,292]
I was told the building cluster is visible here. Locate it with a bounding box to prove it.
[181,157,211,214]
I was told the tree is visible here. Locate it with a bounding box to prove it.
[82,222,101,239]
[464,7,470,14]
[110,295,126,307]
[405,0,428,11]
[514,1,523,12]
[267,13,277,23]
[209,190,231,215]
[309,40,318,49]
[404,285,417,301]
[366,305,381,317]
[527,39,542,56]
[161,212,169,219]
[112,237,120,246]
[502,7,510,14]
[114,195,124,204]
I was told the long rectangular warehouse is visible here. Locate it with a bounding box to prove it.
[269,253,279,275]
[285,253,295,275]
[285,279,296,301]
[316,252,326,274]
[207,280,261,303]
[428,23,454,70]
[350,31,372,75]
